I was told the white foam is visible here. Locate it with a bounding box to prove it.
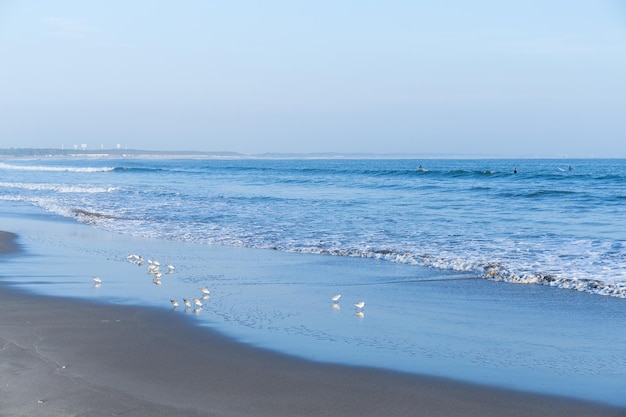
[0,162,114,173]
[0,182,117,193]
[261,243,626,299]
[24,197,79,219]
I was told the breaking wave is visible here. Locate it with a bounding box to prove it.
[0,162,115,173]
[0,182,116,193]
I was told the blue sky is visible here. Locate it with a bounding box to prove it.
[1,1,625,156]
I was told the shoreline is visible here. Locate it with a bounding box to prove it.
[0,231,20,255]
[2,282,625,417]
[1,231,625,416]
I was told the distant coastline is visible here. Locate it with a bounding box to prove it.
[0,147,602,160]
[0,147,245,159]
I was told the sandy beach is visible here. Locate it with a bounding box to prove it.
[1,231,624,417]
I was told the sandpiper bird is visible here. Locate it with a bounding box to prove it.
[166,264,175,273]
[131,254,144,265]
[354,301,365,310]
[126,253,143,264]
[170,299,179,308]
[200,287,210,295]
[92,276,102,284]
[192,297,203,308]
[331,294,341,302]
[183,299,192,309]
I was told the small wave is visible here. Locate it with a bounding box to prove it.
[8,197,132,225]
[0,162,115,173]
[257,244,626,299]
[0,182,116,193]
[227,242,626,299]
[498,189,580,199]
[443,169,505,177]
[482,265,626,298]
[72,208,120,220]
[112,166,165,173]
[376,251,626,298]
[447,169,472,177]
[524,190,578,198]
[0,195,22,202]
[71,208,144,225]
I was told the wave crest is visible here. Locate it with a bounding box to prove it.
[0,182,116,193]
[0,162,115,173]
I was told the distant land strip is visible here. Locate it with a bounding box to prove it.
[0,147,585,160]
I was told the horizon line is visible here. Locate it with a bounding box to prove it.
[0,147,617,160]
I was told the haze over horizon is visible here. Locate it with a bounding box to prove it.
[1,1,625,158]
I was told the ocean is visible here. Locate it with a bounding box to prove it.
[1,157,625,405]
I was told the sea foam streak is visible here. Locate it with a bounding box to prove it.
[0,162,115,173]
[0,182,116,193]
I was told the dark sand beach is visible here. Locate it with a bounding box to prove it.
[1,231,625,417]
[0,231,20,255]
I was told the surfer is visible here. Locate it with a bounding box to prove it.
[418,164,426,172]
[513,167,518,174]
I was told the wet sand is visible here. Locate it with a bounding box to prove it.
[0,231,20,255]
[1,231,625,417]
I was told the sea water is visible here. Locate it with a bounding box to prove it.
[1,157,625,405]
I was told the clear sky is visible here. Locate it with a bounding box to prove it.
[1,1,625,156]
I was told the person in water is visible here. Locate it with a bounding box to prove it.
[513,167,518,174]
